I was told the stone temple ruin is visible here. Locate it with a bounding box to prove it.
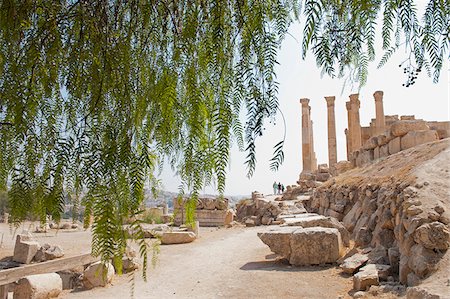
[255,91,450,298]
[299,91,449,177]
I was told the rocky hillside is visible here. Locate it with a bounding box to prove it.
[307,138,450,298]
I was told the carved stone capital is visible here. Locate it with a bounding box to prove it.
[325,96,335,107]
[374,90,384,101]
[300,98,310,106]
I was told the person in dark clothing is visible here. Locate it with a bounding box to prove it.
[281,184,285,193]
[278,182,282,194]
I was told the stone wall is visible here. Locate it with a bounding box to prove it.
[350,119,446,168]
[306,140,450,288]
[173,197,230,227]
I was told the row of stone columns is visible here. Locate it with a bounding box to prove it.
[300,91,386,172]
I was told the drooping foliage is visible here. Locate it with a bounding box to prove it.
[302,0,449,86]
[0,0,448,276]
[0,0,300,275]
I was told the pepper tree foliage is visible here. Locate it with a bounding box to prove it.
[0,0,448,275]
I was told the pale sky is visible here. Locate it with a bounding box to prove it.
[160,9,450,196]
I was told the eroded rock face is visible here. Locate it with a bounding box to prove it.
[258,226,343,266]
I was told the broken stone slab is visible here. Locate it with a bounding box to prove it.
[360,264,391,281]
[83,261,115,289]
[353,265,379,291]
[13,233,40,264]
[283,215,350,247]
[160,231,196,245]
[257,227,298,258]
[340,253,369,274]
[289,227,343,266]
[14,273,62,299]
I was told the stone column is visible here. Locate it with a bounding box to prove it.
[350,94,362,151]
[345,101,353,157]
[325,96,337,167]
[310,119,317,171]
[300,98,311,172]
[373,90,386,136]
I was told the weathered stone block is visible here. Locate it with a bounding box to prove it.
[83,261,115,289]
[414,222,450,250]
[390,120,429,137]
[284,214,350,246]
[257,227,297,258]
[408,244,439,278]
[356,150,374,167]
[14,273,62,299]
[289,227,343,266]
[379,144,389,158]
[13,233,40,264]
[363,137,378,150]
[373,147,380,160]
[400,130,438,151]
[388,137,401,155]
[353,265,379,291]
[340,253,369,274]
[161,231,196,244]
[318,164,329,173]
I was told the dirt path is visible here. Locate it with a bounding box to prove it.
[63,226,353,299]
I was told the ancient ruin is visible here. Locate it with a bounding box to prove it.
[254,91,449,298]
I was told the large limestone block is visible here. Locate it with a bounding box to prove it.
[161,231,196,244]
[414,222,450,250]
[83,261,115,289]
[407,244,439,278]
[400,130,438,151]
[343,201,362,232]
[390,120,429,137]
[353,265,379,291]
[14,273,62,299]
[257,227,298,259]
[340,253,369,274]
[285,214,350,246]
[13,233,40,264]
[388,137,401,155]
[289,227,343,266]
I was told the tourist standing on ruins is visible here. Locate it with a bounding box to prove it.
[281,184,285,193]
[278,182,282,194]
[273,181,278,195]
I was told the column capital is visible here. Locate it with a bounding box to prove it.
[349,93,359,102]
[345,101,352,111]
[373,90,384,101]
[300,98,310,106]
[325,96,335,107]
